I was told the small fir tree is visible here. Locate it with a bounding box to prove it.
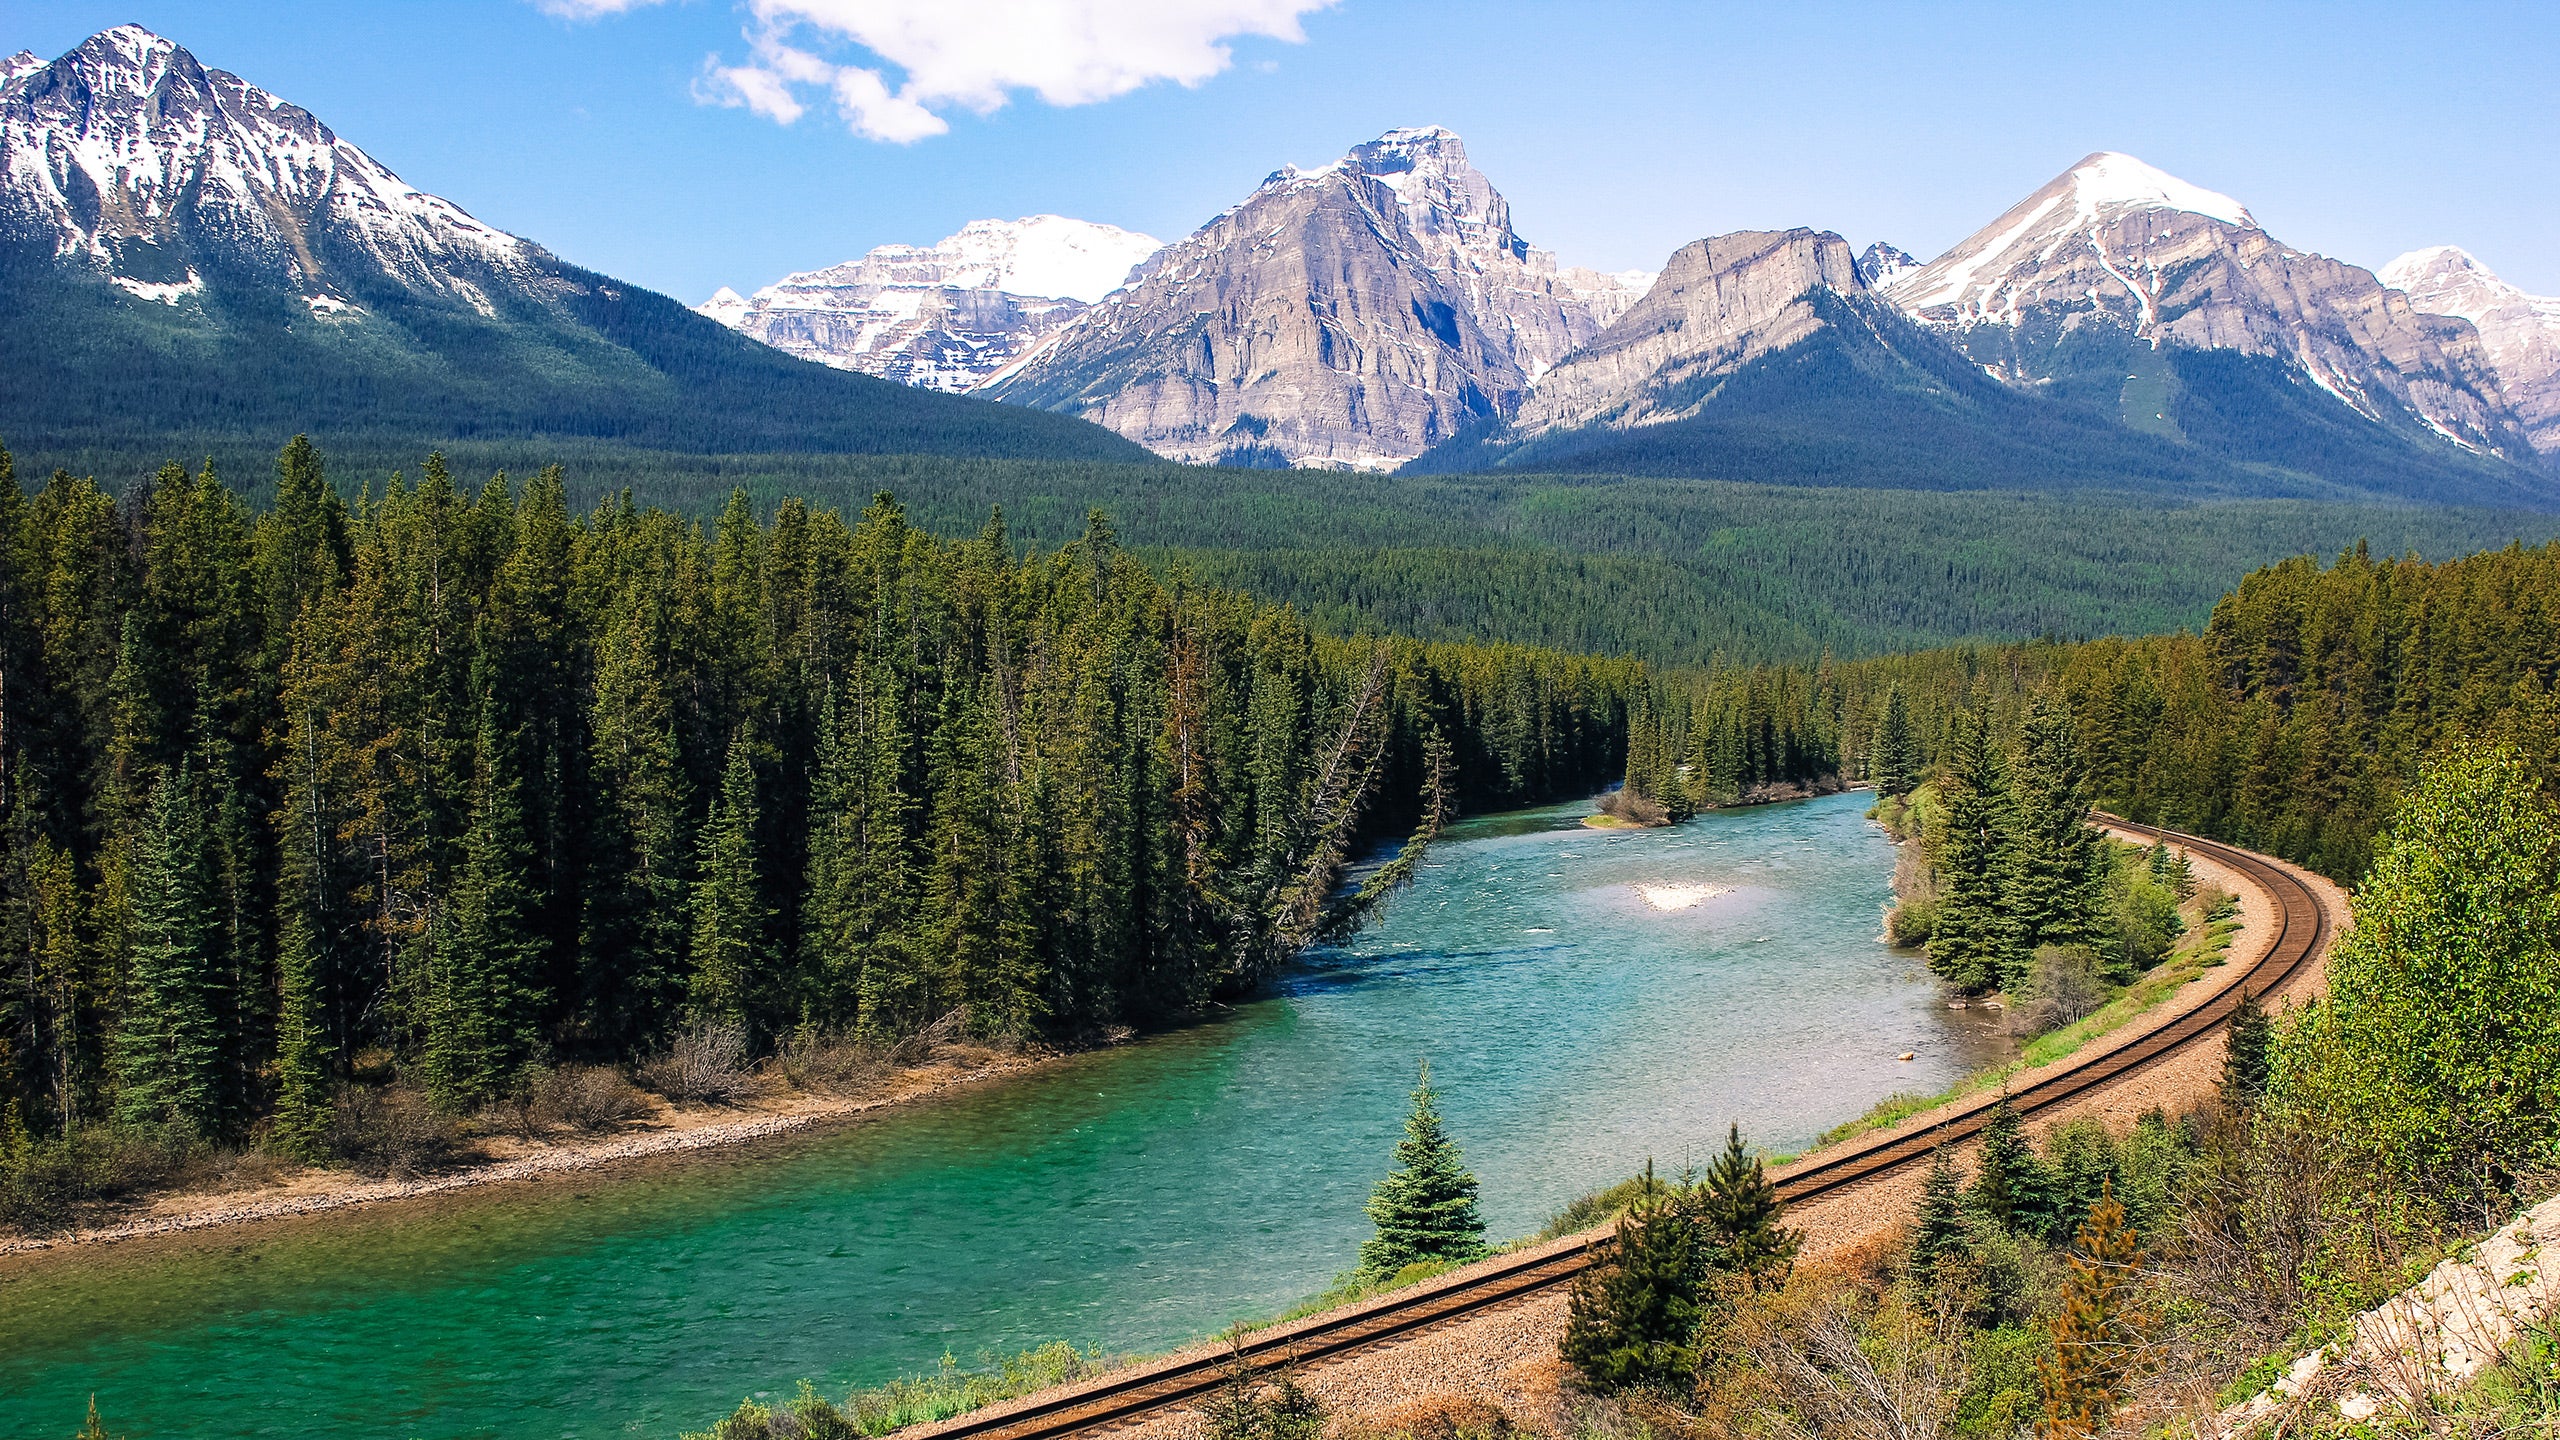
[2005,694,2108,984]
[1690,1122,1799,1285]
[426,705,546,1111]
[1358,1061,1488,1279]
[111,774,224,1134]
[1908,1143,1968,1272]
[1927,713,2020,992]
[1560,1162,1702,1392]
[1873,685,1919,799]
[2037,1180,2144,1439]
[2219,991,2273,1109]
[1966,1096,2043,1232]
[690,736,771,1029]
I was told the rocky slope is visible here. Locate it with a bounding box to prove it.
[1882,152,2533,462]
[2382,246,2560,454]
[0,26,1141,461]
[1508,228,1867,435]
[986,127,1647,469]
[699,216,1160,392]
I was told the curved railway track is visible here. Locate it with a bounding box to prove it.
[915,819,2333,1440]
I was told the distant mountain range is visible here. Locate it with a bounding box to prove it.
[703,134,2558,504]
[0,27,1146,463]
[4,25,2555,506]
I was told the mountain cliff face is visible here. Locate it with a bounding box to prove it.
[986,127,1645,469]
[2383,246,2560,454]
[0,26,1143,461]
[1510,229,1866,435]
[1883,152,2533,462]
[698,216,1160,392]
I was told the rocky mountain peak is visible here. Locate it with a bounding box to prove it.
[1855,243,1917,290]
[2383,246,2560,453]
[990,125,1634,468]
[699,216,1158,393]
[1509,228,1868,436]
[0,50,41,90]
[0,24,531,305]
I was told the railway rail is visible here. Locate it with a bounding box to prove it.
[913,818,2334,1440]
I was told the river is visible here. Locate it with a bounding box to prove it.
[0,791,2005,1439]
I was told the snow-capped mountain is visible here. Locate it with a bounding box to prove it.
[699,216,1161,392]
[1855,243,1916,291]
[987,127,1649,469]
[0,26,1144,463]
[2383,246,2560,454]
[0,24,538,312]
[1884,152,2530,460]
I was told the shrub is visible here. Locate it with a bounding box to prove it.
[1889,897,1941,948]
[770,1033,890,1095]
[640,1023,756,1105]
[0,1122,200,1232]
[2009,946,2109,1038]
[519,1064,649,1134]
[1540,1170,1675,1240]
[1596,787,1670,827]
[324,1085,463,1178]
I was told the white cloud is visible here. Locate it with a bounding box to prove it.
[570,0,1334,142]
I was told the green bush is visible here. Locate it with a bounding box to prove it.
[2278,745,2560,1199]
[0,1121,199,1232]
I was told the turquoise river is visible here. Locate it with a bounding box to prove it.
[0,791,2005,1439]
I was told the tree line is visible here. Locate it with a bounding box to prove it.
[0,440,1640,1153]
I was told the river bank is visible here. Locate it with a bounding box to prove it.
[0,1040,1048,1258]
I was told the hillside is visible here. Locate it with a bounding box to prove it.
[0,28,1147,465]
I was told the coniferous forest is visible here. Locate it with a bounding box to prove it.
[0,439,1638,1152]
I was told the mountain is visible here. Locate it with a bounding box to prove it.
[698,216,1160,392]
[2381,246,2560,455]
[985,127,1650,469]
[1855,243,1916,290]
[1417,151,2549,504]
[1407,229,2271,494]
[0,26,1147,463]
[1880,153,2537,482]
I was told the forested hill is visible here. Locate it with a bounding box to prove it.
[1615,538,2560,886]
[18,441,2558,670]
[0,251,1154,465]
[0,440,1633,1149]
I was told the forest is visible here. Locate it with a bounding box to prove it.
[0,440,1639,1158]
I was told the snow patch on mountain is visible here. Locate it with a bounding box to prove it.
[2065,152,2253,229]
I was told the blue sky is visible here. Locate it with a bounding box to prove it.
[14,0,2559,302]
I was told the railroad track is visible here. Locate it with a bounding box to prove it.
[915,819,2333,1440]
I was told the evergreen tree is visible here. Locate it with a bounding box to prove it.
[1908,1143,1968,1272]
[2007,694,2108,983]
[690,736,771,1029]
[1966,1096,2043,1232]
[425,704,545,1110]
[1873,685,1918,798]
[1688,1122,1799,1285]
[1358,1061,1488,1279]
[1560,1162,1702,1393]
[111,774,224,1134]
[1928,713,2020,992]
[2218,990,2272,1110]
[2036,1180,2144,1440]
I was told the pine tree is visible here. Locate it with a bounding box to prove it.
[1689,1122,1798,1285]
[1358,1061,1488,1279]
[1966,1096,2043,1232]
[1908,1143,1968,1271]
[425,704,545,1111]
[2037,1180,2144,1440]
[1928,713,2020,992]
[1873,685,1918,798]
[690,736,771,1029]
[2007,694,2107,982]
[1560,1162,1702,1393]
[111,774,224,1134]
[2219,990,2272,1109]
